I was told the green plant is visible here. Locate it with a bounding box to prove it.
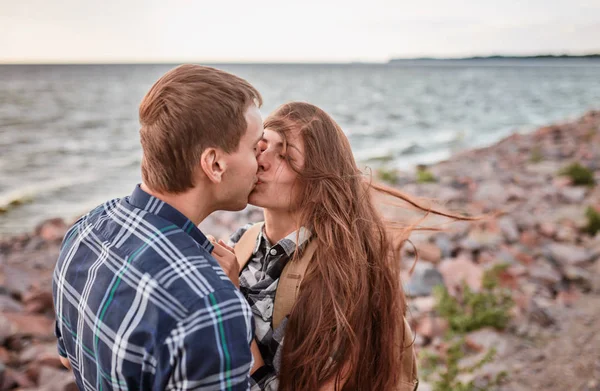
[422,266,513,390]
[433,265,513,334]
[377,167,399,184]
[529,146,543,163]
[424,338,506,391]
[559,163,596,186]
[584,206,600,236]
[416,167,436,183]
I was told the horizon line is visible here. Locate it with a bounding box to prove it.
[1,53,599,66]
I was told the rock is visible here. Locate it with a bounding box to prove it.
[415,243,442,264]
[562,265,592,291]
[473,181,508,205]
[506,185,527,201]
[22,289,54,315]
[433,233,454,258]
[0,295,24,312]
[529,261,562,285]
[416,315,449,339]
[0,367,36,389]
[19,343,59,365]
[36,366,77,391]
[559,186,588,203]
[498,217,519,243]
[0,347,10,364]
[556,289,580,307]
[527,299,556,327]
[410,296,437,314]
[459,229,503,251]
[545,243,594,265]
[539,222,557,238]
[465,328,509,355]
[404,263,445,297]
[519,230,540,247]
[553,176,573,188]
[1,313,55,340]
[555,225,578,243]
[35,218,68,243]
[438,256,484,294]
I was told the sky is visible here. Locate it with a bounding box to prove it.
[1,0,599,63]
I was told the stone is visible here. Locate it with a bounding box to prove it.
[35,218,68,243]
[498,217,519,243]
[36,366,77,391]
[404,263,445,297]
[465,328,509,355]
[473,181,509,205]
[2,313,55,340]
[416,315,449,339]
[410,296,437,314]
[562,265,592,291]
[545,243,594,265]
[539,222,557,238]
[433,233,453,258]
[559,186,588,203]
[0,295,24,312]
[460,229,503,251]
[19,343,59,365]
[415,243,442,264]
[438,257,484,295]
[22,289,54,315]
[529,261,562,285]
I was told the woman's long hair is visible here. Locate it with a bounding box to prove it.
[265,102,471,390]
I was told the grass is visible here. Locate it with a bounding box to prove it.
[529,146,543,163]
[376,167,399,184]
[584,206,600,236]
[433,264,514,334]
[419,264,513,390]
[559,163,596,187]
[416,166,437,183]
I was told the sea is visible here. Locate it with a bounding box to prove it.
[1,60,600,235]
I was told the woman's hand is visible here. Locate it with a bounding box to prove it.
[207,236,240,287]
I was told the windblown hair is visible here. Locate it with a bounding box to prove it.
[264,102,470,390]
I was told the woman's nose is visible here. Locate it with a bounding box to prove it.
[257,151,270,172]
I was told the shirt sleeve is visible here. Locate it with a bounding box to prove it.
[159,288,255,391]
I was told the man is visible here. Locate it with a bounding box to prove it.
[52,64,265,390]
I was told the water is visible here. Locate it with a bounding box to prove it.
[1,62,600,235]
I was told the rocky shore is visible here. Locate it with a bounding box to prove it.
[1,111,599,390]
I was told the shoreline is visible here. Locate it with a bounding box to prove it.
[0,111,599,389]
[2,106,599,239]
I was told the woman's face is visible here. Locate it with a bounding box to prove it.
[248,128,305,211]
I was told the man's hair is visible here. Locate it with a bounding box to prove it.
[139,64,262,193]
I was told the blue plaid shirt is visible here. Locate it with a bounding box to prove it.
[52,185,254,390]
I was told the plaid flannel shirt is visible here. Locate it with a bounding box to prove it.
[52,185,254,391]
[229,224,311,391]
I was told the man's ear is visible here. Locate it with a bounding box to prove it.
[200,148,227,183]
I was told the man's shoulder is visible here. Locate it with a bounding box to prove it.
[56,196,237,310]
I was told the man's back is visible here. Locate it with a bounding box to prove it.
[53,185,254,390]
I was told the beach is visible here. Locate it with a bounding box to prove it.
[0,110,599,390]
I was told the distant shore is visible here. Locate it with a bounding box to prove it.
[389,54,600,63]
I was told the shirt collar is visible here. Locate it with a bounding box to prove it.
[256,225,312,257]
[126,184,214,252]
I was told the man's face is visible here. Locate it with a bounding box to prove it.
[218,104,263,211]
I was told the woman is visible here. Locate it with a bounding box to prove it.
[211,102,468,391]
